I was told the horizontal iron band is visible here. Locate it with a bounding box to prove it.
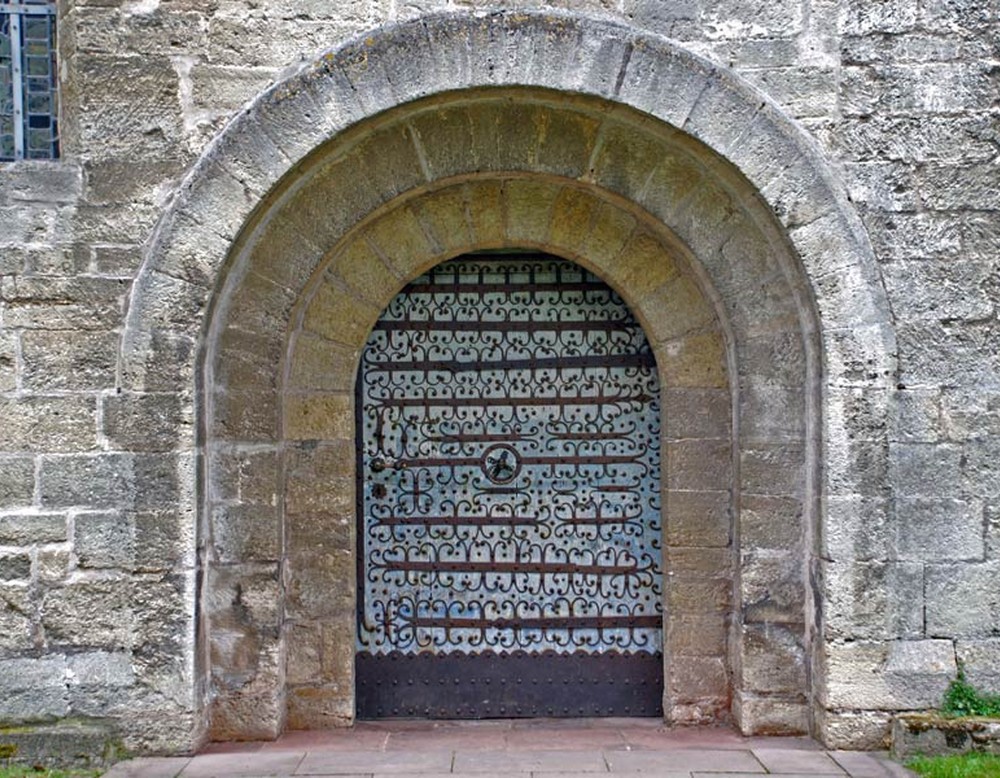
[388,454,643,468]
[408,616,663,630]
[380,561,642,575]
[399,281,616,295]
[367,352,655,374]
[375,392,653,408]
[375,318,639,333]
[374,514,637,527]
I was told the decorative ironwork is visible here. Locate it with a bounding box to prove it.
[1,0,58,161]
[356,254,663,717]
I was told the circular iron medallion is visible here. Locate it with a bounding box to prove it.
[481,444,520,484]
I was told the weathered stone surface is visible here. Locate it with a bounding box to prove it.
[741,495,804,552]
[665,439,732,491]
[21,330,118,391]
[39,455,132,509]
[667,614,727,657]
[36,549,71,582]
[737,623,807,693]
[665,490,731,547]
[821,639,956,710]
[741,551,804,624]
[133,511,196,572]
[0,457,36,509]
[1,276,128,330]
[988,502,1000,560]
[884,260,997,322]
[67,651,134,715]
[0,331,15,391]
[42,580,133,649]
[822,561,924,640]
[670,656,728,702]
[74,511,134,569]
[741,443,805,496]
[814,707,893,750]
[891,389,942,443]
[964,437,1000,498]
[285,621,323,685]
[941,389,1000,444]
[0,587,35,651]
[284,393,353,442]
[0,553,32,580]
[898,318,1000,391]
[894,497,985,561]
[119,329,197,393]
[0,397,98,453]
[211,504,280,564]
[0,656,69,721]
[102,393,195,452]
[956,639,1000,695]
[889,442,963,498]
[926,562,1000,637]
[733,692,811,737]
[821,496,889,561]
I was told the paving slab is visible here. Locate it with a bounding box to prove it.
[99,721,917,778]
[505,728,628,751]
[102,757,192,778]
[298,750,454,774]
[827,752,902,778]
[453,749,608,772]
[692,774,821,778]
[742,738,820,751]
[377,773,527,778]
[262,730,390,752]
[606,749,764,773]
[386,730,509,751]
[179,751,306,777]
[546,773,688,778]
[868,755,918,778]
[620,729,749,751]
[751,749,846,774]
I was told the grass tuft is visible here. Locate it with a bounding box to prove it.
[907,752,1000,778]
[942,673,1000,718]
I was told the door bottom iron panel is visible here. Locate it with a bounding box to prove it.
[356,255,664,719]
[356,651,664,719]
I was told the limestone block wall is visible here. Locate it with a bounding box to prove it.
[0,0,996,754]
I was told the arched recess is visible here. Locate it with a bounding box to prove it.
[117,10,896,750]
[284,178,733,732]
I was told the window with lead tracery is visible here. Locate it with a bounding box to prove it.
[1,0,58,161]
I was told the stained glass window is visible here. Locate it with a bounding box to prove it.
[1,0,58,161]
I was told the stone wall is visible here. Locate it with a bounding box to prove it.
[0,0,996,754]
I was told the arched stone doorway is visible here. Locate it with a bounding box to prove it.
[282,176,733,730]
[119,9,896,749]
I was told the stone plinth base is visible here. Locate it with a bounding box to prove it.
[0,719,122,768]
[892,713,1000,759]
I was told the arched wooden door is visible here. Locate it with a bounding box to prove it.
[355,254,663,718]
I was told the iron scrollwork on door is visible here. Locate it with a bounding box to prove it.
[356,254,663,718]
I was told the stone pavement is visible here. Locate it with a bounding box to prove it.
[100,720,915,778]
